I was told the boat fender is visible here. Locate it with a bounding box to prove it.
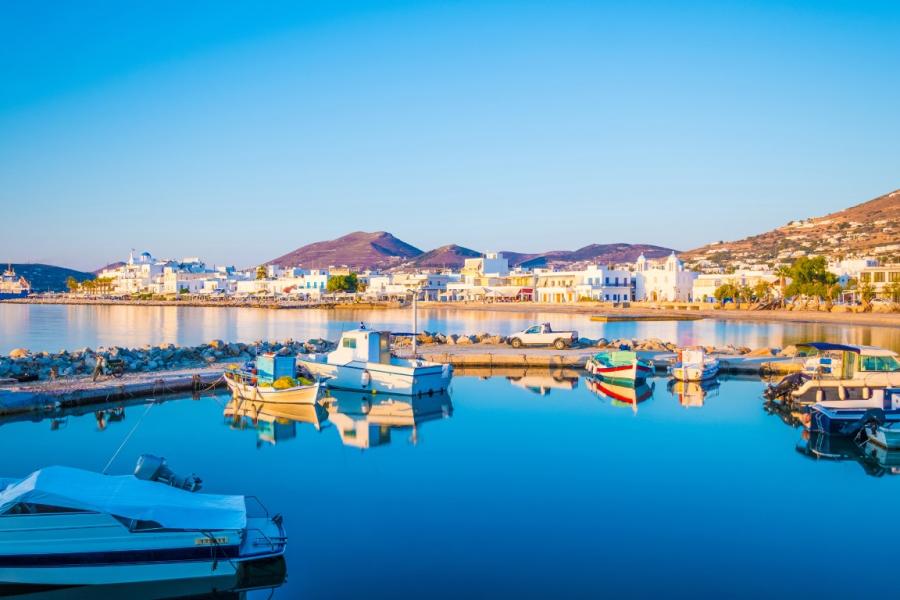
[838,385,847,401]
[815,389,824,403]
[361,369,371,388]
[442,364,450,379]
[862,387,870,400]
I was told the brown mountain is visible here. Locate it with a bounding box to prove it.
[408,244,482,268]
[501,244,675,269]
[682,189,900,267]
[267,231,423,269]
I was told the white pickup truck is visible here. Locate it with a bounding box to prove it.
[508,323,579,350]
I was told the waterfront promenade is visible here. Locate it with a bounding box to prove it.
[4,296,899,327]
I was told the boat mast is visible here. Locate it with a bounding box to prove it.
[412,287,418,357]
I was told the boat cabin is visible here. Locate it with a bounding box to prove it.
[327,329,392,365]
[800,343,900,379]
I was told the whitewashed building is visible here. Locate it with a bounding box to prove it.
[632,252,697,302]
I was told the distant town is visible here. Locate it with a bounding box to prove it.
[6,246,896,310]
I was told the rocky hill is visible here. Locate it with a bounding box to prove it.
[502,244,675,269]
[3,263,92,292]
[409,244,482,268]
[682,189,900,268]
[267,231,423,269]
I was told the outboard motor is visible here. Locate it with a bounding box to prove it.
[134,454,202,492]
[763,372,810,402]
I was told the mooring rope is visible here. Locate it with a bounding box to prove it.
[101,398,156,474]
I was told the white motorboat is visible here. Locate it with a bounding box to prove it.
[299,329,452,395]
[765,343,900,404]
[225,353,321,404]
[668,349,720,382]
[0,456,286,586]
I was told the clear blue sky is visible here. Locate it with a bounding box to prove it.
[2,0,898,271]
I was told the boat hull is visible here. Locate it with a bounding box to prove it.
[585,361,652,385]
[809,406,900,435]
[299,360,452,395]
[225,377,320,404]
[669,362,719,382]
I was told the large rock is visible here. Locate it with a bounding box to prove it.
[8,348,29,359]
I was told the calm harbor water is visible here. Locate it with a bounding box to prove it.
[1,304,899,353]
[2,374,899,598]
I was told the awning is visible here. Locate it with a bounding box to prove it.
[798,342,861,353]
[0,466,246,531]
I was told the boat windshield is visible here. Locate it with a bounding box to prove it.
[860,355,900,372]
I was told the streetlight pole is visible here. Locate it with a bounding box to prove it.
[411,287,418,357]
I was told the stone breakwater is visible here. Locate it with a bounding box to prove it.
[1,331,796,383]
[404,331,765,356]
[0,338,336,382]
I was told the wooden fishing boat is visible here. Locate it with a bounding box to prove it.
[585,351,652,385]
[225,354,321,405]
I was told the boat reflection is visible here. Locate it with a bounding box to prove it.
[506,371,579,396]
[585,378,654,414]
[0,555,287,599]
[666,379,720,408]
[224,398,330,448]
[325,389,453,449]
[796,431,900,477]
[0,396,169,434]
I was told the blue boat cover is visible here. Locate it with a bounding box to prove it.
[0,466,246,530]
[798,342,862,353]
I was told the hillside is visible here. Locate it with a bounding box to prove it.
[268,231,423,269]
[683,189,900,268]
[268,232,677,271]
[502,244,675,269]
[4,263,92,292]
[409,244,481,268]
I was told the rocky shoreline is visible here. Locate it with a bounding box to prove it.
[1,332,791,384]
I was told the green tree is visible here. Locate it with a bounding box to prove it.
[784,256,837,299]
[753,280,772,302]
[65,276,80,293]
[885,281,900,303]
[859,281,876,305]
[714,283,739,304]
[256,265,268,280]
[326,273,359,293]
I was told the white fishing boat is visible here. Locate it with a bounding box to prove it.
[298,329,452,396]
[0,456,286,586]
[764,343,900,404]
[668,349,720,382]
[225,353,321,404]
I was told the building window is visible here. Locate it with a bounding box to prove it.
[860,273,871,282]
[891,272,900,283]
[873,272,885,283]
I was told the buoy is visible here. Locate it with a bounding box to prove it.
[361,369,371,388]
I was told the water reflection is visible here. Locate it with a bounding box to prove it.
[666,378,720,408]
[221,391,454,450]
[326,390,453,449]
[3,304,899,353]
[797,431,900,478]
[585,378,654,413]
[224,399,330,448]
[506,371,579,395]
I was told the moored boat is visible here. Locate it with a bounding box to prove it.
[225,353,321,404]
[298,328,452,396]
[0,456,286,586]
[866,421,900,450]
[668,349,719,382]
[806,388,900,436]
[585,350,652,385]
[0,265,30,301]
[764,343,900,404]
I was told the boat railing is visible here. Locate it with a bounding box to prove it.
[246,526,288,552]
[245,495,270,518]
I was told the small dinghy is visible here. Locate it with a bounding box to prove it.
[585,351,652,385]
[0,455,286,587]
[668,349,719,382]
[225,353,321,405]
